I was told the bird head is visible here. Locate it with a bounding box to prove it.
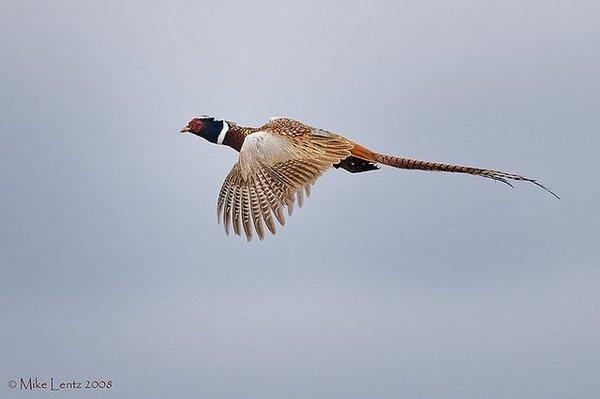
[180,116,228,144]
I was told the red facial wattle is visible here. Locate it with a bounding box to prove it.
[188,118,203,134]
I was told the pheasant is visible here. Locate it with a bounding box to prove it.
[180,116,558,241]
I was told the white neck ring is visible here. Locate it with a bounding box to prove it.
[217,122,229,145]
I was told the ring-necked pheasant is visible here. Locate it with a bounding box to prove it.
[180,116,558,241]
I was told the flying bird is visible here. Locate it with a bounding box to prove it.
[180,116,558,241]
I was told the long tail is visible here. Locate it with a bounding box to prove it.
[350,144,560,199]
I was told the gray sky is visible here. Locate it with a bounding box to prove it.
[1,1,599,398]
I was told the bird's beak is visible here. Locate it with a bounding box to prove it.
[179,126,191,134]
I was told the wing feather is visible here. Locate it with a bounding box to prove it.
[232,182,242,236]
[257,167,286,226]
[241,184,253,241]
[253,174,276,235]
[248,179,265,240]
[217,167,235,225]
[223,168,239,235]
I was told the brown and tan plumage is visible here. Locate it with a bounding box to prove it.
[180,116,558,241]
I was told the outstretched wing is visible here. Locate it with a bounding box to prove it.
[217,121,353,241]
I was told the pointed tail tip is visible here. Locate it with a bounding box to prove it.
[536,182,561,200]
[522,177,559,200]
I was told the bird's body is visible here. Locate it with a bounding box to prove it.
[181,116,557,241]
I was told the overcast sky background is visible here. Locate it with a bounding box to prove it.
[1,1,599,398]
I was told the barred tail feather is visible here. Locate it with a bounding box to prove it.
[371,152,560,199]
